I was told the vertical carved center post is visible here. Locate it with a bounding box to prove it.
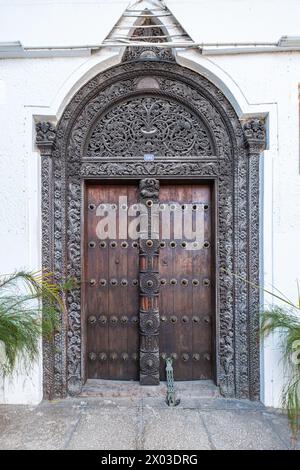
[139,178,160,385]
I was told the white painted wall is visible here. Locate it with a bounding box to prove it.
[0,0,299,407]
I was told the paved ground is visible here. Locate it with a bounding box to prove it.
[0,381,298,450]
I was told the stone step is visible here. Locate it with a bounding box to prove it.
[80,379,220,399]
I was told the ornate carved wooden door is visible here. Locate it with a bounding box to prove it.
[84,181,213,382]
[158,184,213,381]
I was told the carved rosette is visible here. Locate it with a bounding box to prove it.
[139,179,160,385]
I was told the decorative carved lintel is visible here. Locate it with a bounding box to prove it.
[36,121,56,156]
[242,118,266,155]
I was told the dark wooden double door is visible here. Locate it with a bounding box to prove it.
[84,182,213,382]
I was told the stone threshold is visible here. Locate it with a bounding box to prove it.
[80,379,220,399]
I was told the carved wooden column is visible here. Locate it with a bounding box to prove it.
[36,121,57,399]
[243,118,266,400]
[139,179,160,385]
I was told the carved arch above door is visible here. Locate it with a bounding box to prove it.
[36,58,266,400]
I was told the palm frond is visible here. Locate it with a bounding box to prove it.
[261,306,300,439]
[0,270,74,375]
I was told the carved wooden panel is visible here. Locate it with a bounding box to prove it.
[86,96,214,159]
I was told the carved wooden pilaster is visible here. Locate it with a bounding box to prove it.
[243,118,266,400]
[139,179,160,385]
[36,121,56,400]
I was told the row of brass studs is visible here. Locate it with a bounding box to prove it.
[89,241,139,249]
[160,352,211,362]
[88,352,139,362]
[160,315,211,325]
[89,279,139,287]
[160,278,210,287]
[88,351,210,362]
[89,278,210,287]
[160,203,210,212]
[89,241,211,249]
[89,204,210,212]
[88,315,210,326]
[160,241,210,249]
[88,315,139,325]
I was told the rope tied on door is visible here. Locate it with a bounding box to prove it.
[165,357,180,406]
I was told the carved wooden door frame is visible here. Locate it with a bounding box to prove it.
[36,58,266,400]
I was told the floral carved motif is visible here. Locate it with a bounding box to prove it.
[86,96,214,158]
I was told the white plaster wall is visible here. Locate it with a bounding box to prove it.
[0,0,300,407]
